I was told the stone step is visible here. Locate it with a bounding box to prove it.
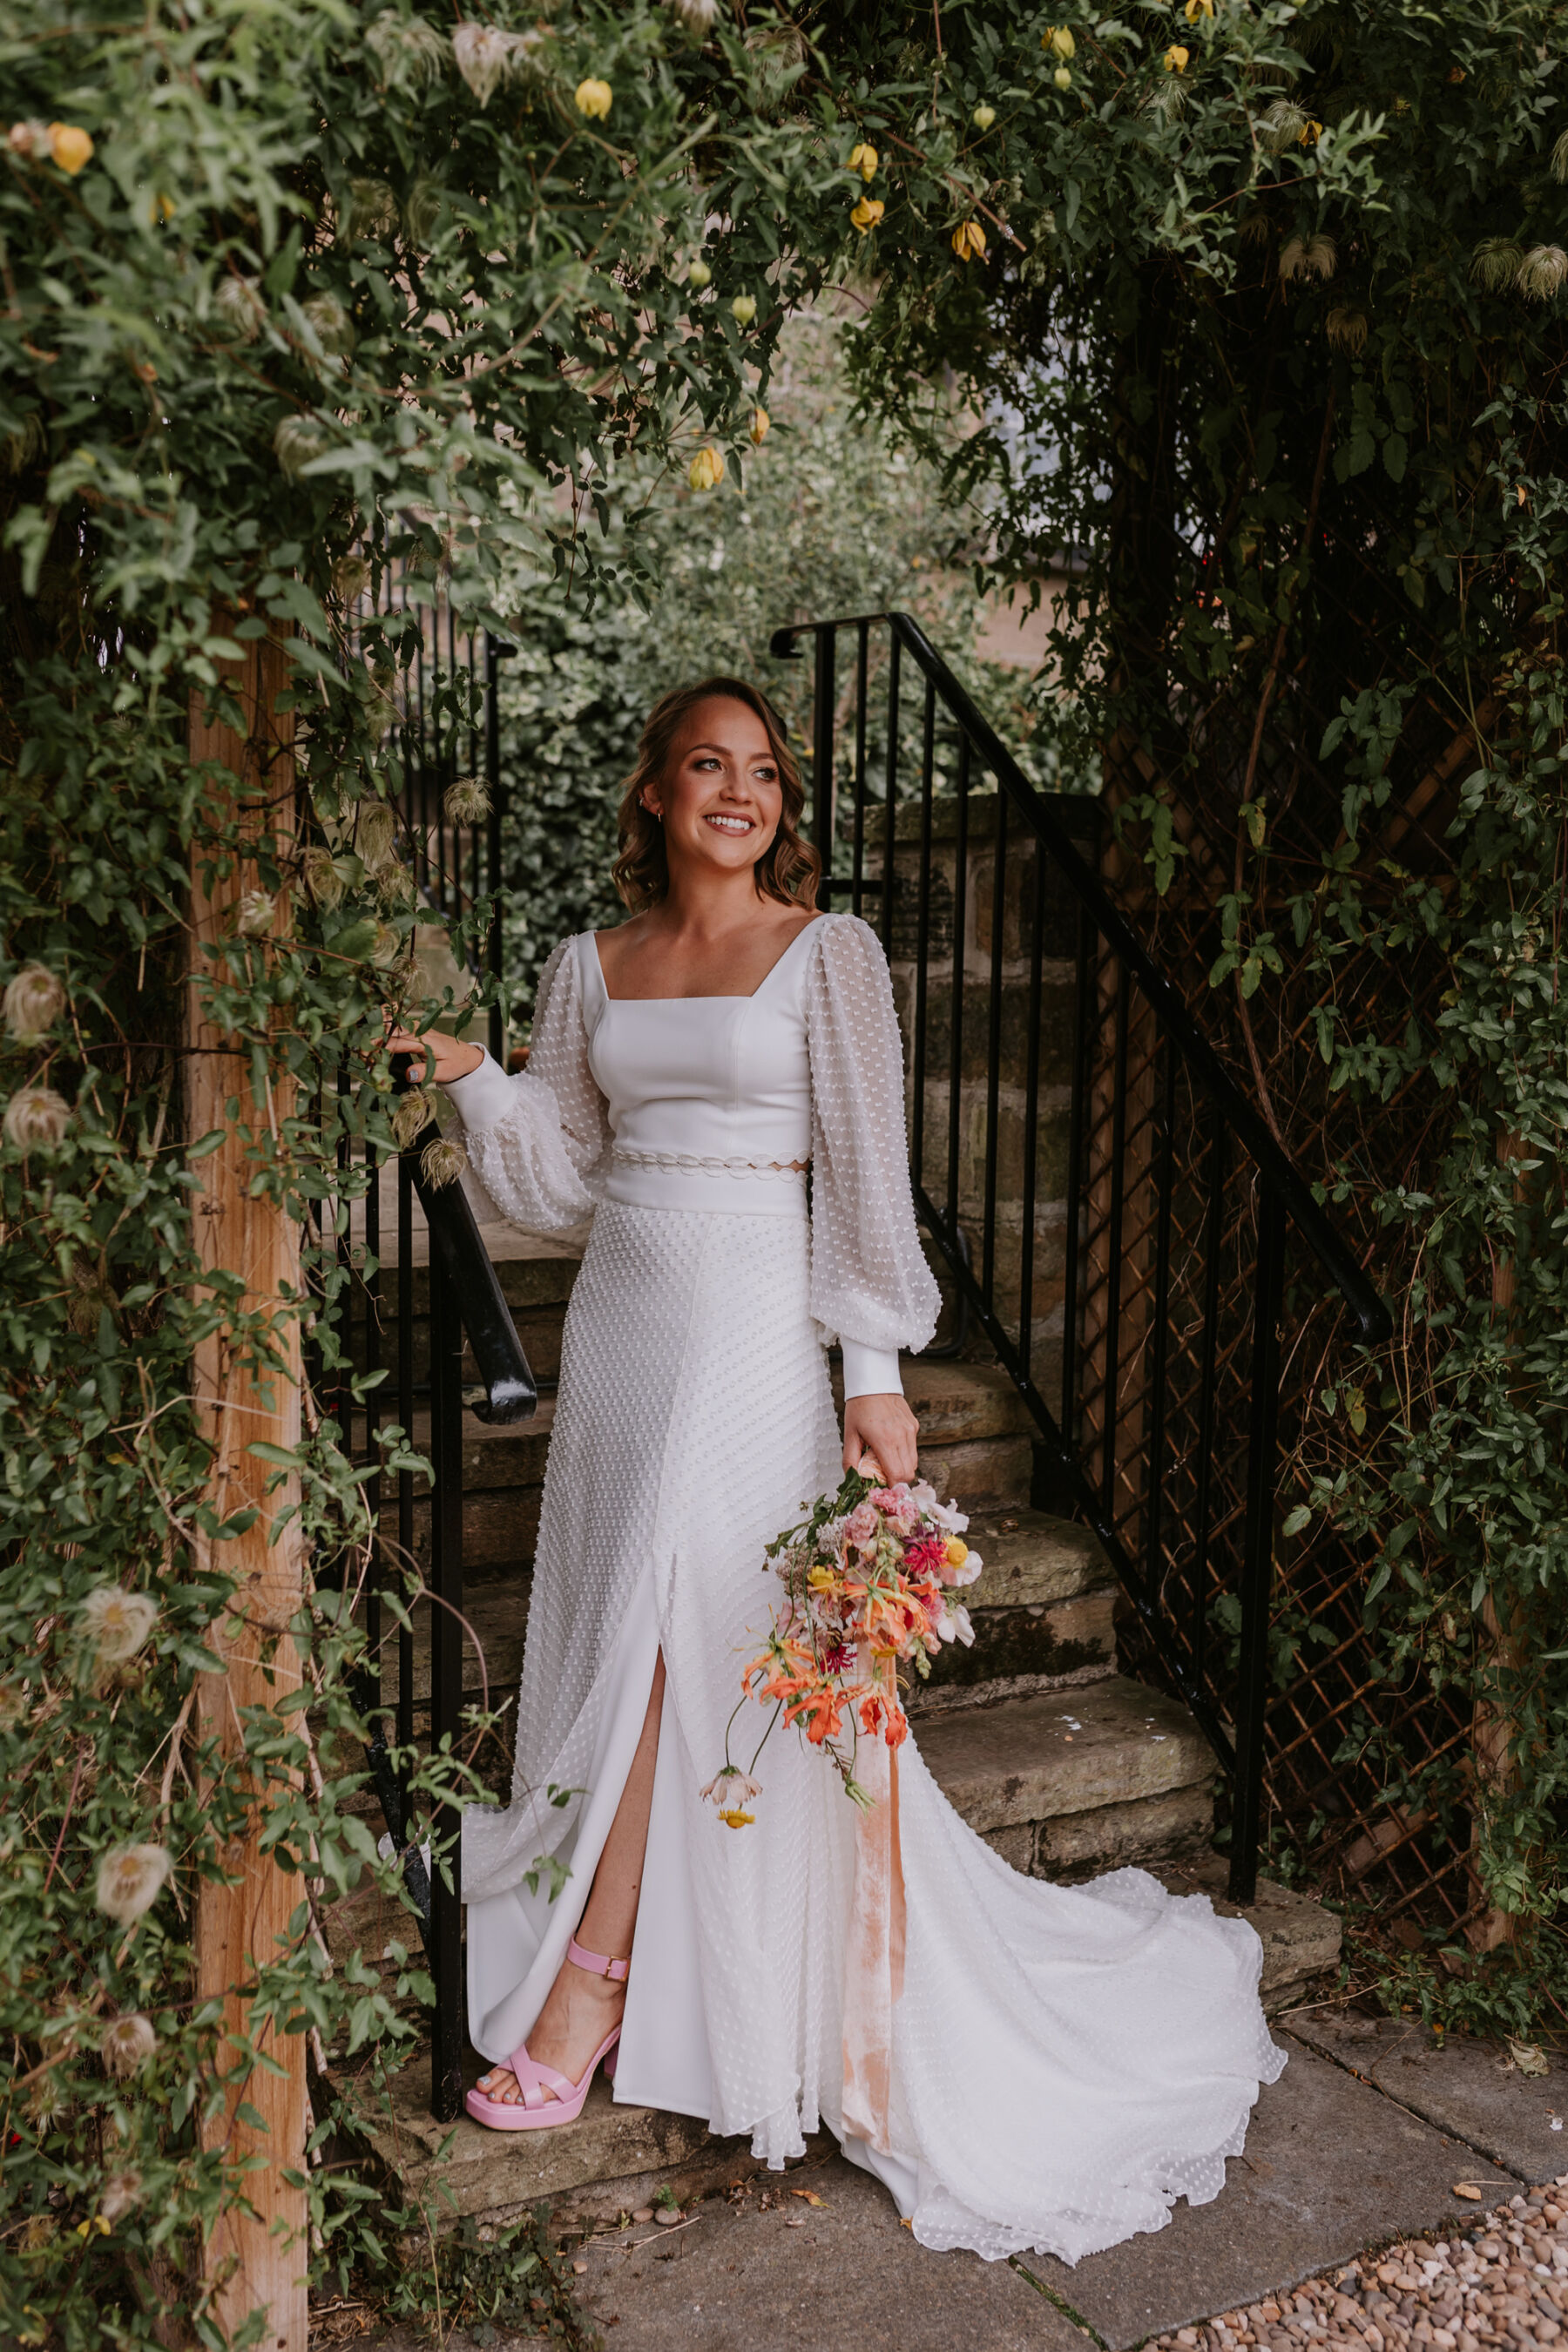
[916,1673,1217,1879]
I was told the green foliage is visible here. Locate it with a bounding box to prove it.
[375,2207,596,2346]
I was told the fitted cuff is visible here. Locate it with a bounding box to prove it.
[441,1048,515,1133]
[841,1340,903,1401]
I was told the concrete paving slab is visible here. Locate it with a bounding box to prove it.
[1019,2043,1513,2350]
[571,2154,1085,2352]
[1288,2003,1568,2183]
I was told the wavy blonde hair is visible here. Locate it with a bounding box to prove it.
[612,677,821,914]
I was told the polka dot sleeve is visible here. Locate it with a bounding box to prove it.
[443,936,610,1232]
[805,915,941,1359]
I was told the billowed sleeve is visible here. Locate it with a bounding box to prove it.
[440,936,609,1233]
[806,916,942,1396]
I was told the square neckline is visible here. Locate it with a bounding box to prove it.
[588,914,826,1007]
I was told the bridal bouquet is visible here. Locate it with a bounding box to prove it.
[704,1461,982,1824]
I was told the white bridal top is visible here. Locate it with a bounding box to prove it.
[444,915,941,1398]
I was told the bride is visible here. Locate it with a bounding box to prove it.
[388,676,1284,2264]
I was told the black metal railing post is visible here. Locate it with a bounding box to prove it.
[812,625,835,910]
[427,1239,467,2123]
[1228,1185,1287,1904]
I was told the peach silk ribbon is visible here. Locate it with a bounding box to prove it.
[839,1653,908,2153]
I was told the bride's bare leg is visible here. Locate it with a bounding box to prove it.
[477,1651,666,2107]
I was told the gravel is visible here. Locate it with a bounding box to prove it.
[1151,2180,1568,2352]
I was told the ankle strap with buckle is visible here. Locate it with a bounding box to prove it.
[567,1934,629,1983]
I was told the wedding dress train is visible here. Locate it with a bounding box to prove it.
[444,915,1284,2266]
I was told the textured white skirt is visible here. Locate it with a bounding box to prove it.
[463,1198,1286,2265]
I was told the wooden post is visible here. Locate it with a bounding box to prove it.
[187,632,308,2352]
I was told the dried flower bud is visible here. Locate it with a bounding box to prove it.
[730,292,757,326]
[850,197,885,233]
[687,258,712,289]
[274,416,328,480]
[99,2170,144,2224]
[300,845,345,909]
[3,1085,71,1151]
[82,1586,159,1666]
[574,77,613,120]
[47,122,94,174]
[95,1842,172,1925]
[1553,127,1568,184]
[688,445,725,492]
[213,274,265,342]
[951,220,987,262]
[420,1134,467,1189]
[453,23,543,107]
[971,104,997,131]
[365,11,450,89]
[1279,234,1335,283]
[233,889,275,939]
[443,774,490,825]
[668,0,718,30]
[1471,238,1524,294]
[100,2015,157,2080]
[1325,306,1369,355]
[391,1085,436,1149]
[8,121,44,159]
[1258,98,1310,154]
[3,963,67,1045]
[1044,25,1075,57]
[1517,244,1568,302]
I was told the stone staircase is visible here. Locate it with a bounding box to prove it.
[339,1220,1342,2232]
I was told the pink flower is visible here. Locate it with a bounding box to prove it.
[869,1487,917,1534]
[844,1502,879,1548]
[902,1534,948,1578]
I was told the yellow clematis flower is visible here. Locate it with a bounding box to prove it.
[972,103,997,131]
[951,219,987,261]
[850,195,885,233]
[1164,43,1189,71]
[574,78,612,119]
[1044,25,1076,57]
[848,141,878,181]
[688,446,725,491]
[731,292,757,325]
[47,123,93,174]
[749,406,770,445]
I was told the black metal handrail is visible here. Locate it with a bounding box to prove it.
[773,609,1392,1903]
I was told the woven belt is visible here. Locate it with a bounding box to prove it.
[611,1146,808,1181]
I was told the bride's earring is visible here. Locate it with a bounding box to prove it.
[643,801,663,823]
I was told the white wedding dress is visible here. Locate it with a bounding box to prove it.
[444,913,1284,2266]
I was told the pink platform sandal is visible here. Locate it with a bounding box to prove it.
[464,1936,628,2132]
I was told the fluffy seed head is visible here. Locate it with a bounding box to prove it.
[332,552,372,603]
[2,411,46,474]
[355,801,400,872]
[3,1086,71,1151]
[213,275,264,342]
[453,24,542,106]
[1279,233,1335,283]
[1517,244,1568,301]
[1470,237,1524,293]
[574,77,613,120]
[365,11,451,86]
[301,293,355,358]
[1325,306,1369,355]
[99,2170,144,2223]
[233,889,275,939]
[688,445,725,492]
[668,0,718,31]
[1259,98,1310,154]
[402,173,443,247]
[3,963,67,1045]
[443,775,490,825]
[369,922,402,969]
[95,1843,172,1926]
[300,845,345,909]
[392,1086,436,1149]
[82,1586,159,1666]
[1553,128,1568,184]
[420,1134,467,1189]
[345,176,399,240]
[274,416,328,479]
[101,2015,157,2079]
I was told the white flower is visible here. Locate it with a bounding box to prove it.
[452,23,541,107]
[3,963,67,1044]
[233,889,274,939]
[100,2014,157,2079]
[213,275,264,342]
[81,1585,159,1666]
[669,0,718,30]
[909,1480,968,1535]
[700,1770,761,1806]
[936,1605,976,1646]
[949,1550,982,1587]
[95,1843,172,1926]
[3,1085,71,1150]
[420,1134,467,1189]
[274,416,328,479]
[98,2169,143,2223]
[443,774,490,824]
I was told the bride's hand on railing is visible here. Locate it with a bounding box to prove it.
[383,1022,487,1088]
[843,1394,920,1486]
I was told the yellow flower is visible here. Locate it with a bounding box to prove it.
[731,292,757,325]
[1164,43,1189,71]
[850,195,885,233]
[719,1808,755,1828]
[574,77,612,119]
[1053,64,1071,88]
[688,445,725,491]
[687,259,711,288]
[1044,25,1076,57]
[807,1565,837,1589]
[1298,118,1322,145]
[151,192,175,224]
[848,140,878,181]
[748,406,770,445]
[1183,0,1214,17]
[971,103,997,131]
[951,219,986,262]
[46,122,93,175]
[943,1538,970,1570]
